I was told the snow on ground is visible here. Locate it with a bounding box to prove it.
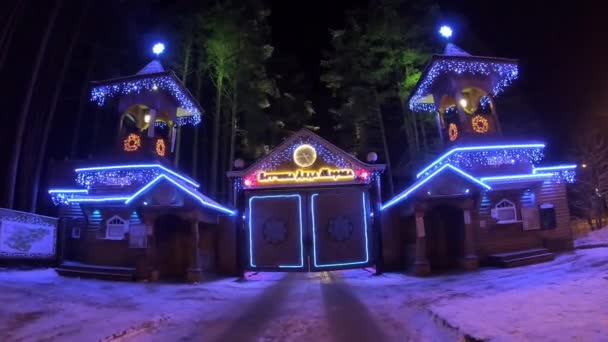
[575,226,608,248]
[426,248,608,341]
[0,248,607,341]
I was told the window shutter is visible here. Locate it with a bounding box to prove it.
[521,207,540,230]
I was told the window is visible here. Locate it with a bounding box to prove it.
[492,199,517,223]
[540,203,557,230]
[71,227,81,239]
[106,215,128,240]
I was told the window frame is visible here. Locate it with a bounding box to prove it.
[105,215,128,240]
[71,226,81,239]
[492,199,518,224]
[539,203,557,230]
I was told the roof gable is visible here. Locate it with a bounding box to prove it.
[382,164,491,210]
[136,60,165,75]
[228,129,384,189]
[125,174,235,215]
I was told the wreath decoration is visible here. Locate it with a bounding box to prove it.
[123,133,141,152]
[472,115,489,133]
[155,139,166,157]
[448,123,459,141]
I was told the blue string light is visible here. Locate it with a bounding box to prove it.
[410,59,518,111]
[382,164,491,211]
[90,75,202,126]
[75,164,200,188]
[533,164,577,183]
[51,173,235,215]
[416,143,545,178]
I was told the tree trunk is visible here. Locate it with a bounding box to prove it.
[70,44,98,159]
[228,80,238,171]
[174,41,192,169]
[0,0,25,72]
[31,0,89,212]
[398,99,418,164]
[420,114,427,153]
[6,0,62,209]
[412,110,420,154]
[219,113,230,201]
[210,73,224,197]
[192,66,202,179]
[371,92,394,196]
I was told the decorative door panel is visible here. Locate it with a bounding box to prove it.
[310,189,370,270]
[247,194,304,270]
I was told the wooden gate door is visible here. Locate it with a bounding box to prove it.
[247,189,371,271]
[247,194,305,270]
[309,188,371,271]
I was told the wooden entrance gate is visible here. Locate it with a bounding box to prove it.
[247,188,371,271]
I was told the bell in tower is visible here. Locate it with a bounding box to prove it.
[409,43,518,144]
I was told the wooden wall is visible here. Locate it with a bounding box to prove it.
[475,181,573,258]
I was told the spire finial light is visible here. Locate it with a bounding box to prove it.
[439,25,453,39]
[152,42,165,56]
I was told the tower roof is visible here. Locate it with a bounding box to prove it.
[89,60,203,126]
[443,43,471,56]
[136,59,165,75]
[408,44,518,112]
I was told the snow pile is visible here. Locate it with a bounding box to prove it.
[429,249,608,341]
[575,226,608,248]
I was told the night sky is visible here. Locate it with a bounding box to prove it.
[1,0,606,209]
[268,0,608,156]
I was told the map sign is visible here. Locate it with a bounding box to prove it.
[0,209,57,259]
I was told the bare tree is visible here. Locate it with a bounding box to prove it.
[6,0,62,209]
[571,127,608,229]
[31,0,90,212]
[0,0,26,71]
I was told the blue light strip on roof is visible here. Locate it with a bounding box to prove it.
[382,164,491,211]
[124,174,235,215]
[311,192,370,268]
[124,175,165,204]
[60,174,234,215]
[75,164,200,188]
[67,196,130,203]
[48,189,88,194]
[480,173,554,182]
[533,164,577,173]
[416,143,546,178]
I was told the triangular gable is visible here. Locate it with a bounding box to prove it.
[381,164,491,210]
[228,129,384,189]
[125,174,235,215]
[443,43,471,56]
[136,60,165,75]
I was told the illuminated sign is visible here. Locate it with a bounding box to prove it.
[257,168,355,184]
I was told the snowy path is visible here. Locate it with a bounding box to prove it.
[136,271,454,341]
[1,248,607,341]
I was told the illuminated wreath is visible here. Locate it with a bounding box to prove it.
[472,115,489,133]
[123,133,141,152]
[448,123,459,141]
[155,139,166,157]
